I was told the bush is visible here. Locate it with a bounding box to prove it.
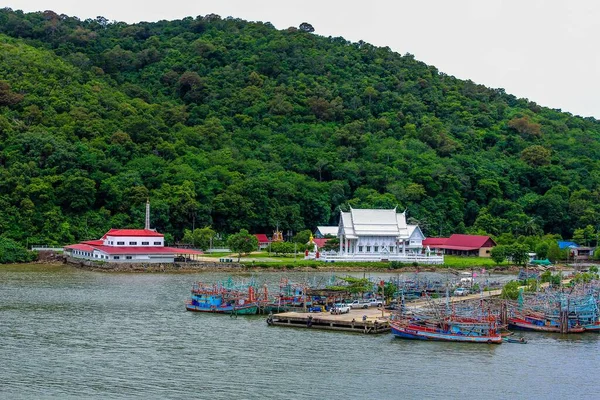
[501,281,521,300]
[0,237,37,264]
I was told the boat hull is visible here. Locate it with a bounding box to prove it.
[186,304,258,315]
[581,322,600,332]
[507,318,585,333]
[390,323,502,344]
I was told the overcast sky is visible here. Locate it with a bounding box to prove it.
[6,0,600,118]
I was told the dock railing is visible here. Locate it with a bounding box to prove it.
[312,252,444,264]
[30,245,64,251]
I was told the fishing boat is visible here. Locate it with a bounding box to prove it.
[506,289,598,333]
[185,282,258,315]
[507,313,585,333]
[390,292,503,344]
[390,314,502,344]
[263,278,312,313]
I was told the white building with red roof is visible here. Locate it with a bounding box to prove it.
[64,201,202,263]
[253,234,270,250]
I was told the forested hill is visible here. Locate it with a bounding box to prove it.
[1,8,600,246]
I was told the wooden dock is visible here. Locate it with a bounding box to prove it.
[268,308,391,334]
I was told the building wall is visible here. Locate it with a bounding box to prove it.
[103,235,164,247]
[68,249,174,263]
[343,236,422,255]
[478,247,493,257]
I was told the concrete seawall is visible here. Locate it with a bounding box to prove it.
[63,256,243,272]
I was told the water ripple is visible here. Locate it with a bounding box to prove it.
[1,265,599,399]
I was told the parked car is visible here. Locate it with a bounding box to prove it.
[349,299,370,309]
[367,298,384,307]
[453,287,470,296]
[330,303,350,314]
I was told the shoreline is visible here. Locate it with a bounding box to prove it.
[0,259,582,275]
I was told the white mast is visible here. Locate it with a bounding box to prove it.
[145,199,150,230]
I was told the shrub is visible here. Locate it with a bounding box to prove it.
[501,281,521,300]
[0,237,37,264]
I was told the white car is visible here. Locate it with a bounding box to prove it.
[349,299,370,309]
[330,303,350,314]
[453,287,470,296]
[368,299,384,307]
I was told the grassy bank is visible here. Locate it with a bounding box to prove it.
[233,253,508,271]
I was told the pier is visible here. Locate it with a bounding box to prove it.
[266,289,505,334]
[268,308,391,334]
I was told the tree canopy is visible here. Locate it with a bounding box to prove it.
[1,8,600,249]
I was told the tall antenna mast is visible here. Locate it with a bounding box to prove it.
[145,198,150,230]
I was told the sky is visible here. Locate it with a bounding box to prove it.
[5,0,600,119]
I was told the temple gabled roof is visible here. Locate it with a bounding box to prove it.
[339,207,408,239]
[316,226,338,236]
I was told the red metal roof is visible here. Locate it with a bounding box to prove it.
[437,234,496,251]
[423,238,449,246]
[102,229,164,238]
[64,244,96,252]
[81,240,104,245]
[313,238,330,248]
[254,234,270,243]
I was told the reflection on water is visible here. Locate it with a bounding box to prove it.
[0,264,598,399]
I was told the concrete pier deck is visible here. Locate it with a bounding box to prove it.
[267,290,505,334]
[269,308,391,334]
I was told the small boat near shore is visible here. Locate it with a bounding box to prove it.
[503,336,527,344]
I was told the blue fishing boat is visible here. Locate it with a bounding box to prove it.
[185,282,258,315]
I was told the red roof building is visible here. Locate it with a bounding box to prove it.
[422,238,449,247]
[254,234,271,250]
[64,200,203,263]
[102,229,164,238]
[313,238,330,249]
[423,234,496,257]
[65,229,203,263]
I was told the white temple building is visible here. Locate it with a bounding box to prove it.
[316,207,443,264]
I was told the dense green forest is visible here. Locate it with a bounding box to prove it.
[1,8,600,247]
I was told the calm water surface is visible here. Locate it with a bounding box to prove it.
[1,264,598,399]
